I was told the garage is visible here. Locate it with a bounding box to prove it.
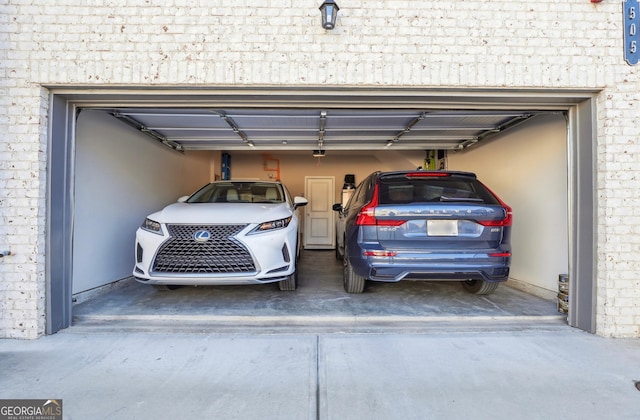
[46,87,596,334]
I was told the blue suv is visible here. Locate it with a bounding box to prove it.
[333,170,512,294]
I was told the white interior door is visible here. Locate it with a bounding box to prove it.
[303,176,335,249]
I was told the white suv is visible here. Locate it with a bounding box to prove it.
[133,180,308,290]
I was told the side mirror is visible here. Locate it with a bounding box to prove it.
[293,196,308,209]
[332,203,343,212]
[177,196,190,203]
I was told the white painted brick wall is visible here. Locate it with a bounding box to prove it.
[1,0,639,338]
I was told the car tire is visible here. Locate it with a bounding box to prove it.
[335,243,343,261]
[296,238,302,262]
[461,280,499,295]
[344,258,366,293]
[335,234,345,260]
[278,271,297,291]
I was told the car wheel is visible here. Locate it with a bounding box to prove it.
[343,257,365,293]
[278,271,297,291]
[461,280,499,295]
[153,284,182,291]
[296,238,302,262]
[335,235,345,260]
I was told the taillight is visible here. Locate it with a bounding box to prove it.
[477,181,513,227]
[355,204,377,225]
[489,251,511,257]
[477,205,513,227]
[355,184,405,226]
[405,171,450,178]
[363,250,398,257]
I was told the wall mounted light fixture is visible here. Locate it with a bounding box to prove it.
[319,0,340,30]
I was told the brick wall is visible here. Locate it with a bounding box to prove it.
[1,0,638,338]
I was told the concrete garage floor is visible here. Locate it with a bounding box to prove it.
[72,250,563,333]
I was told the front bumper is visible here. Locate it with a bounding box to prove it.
[133,222,297,286]
[133,272,291,286]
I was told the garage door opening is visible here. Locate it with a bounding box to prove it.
[46,88,597,334]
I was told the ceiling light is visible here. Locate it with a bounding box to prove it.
[313,149,326,157]
[319,1,339,30]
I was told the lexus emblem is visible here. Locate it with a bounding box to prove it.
[193,230,211,242]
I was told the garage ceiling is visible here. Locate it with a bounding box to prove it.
[106,108,541,152]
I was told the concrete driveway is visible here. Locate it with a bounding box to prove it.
[3,251,639,419]
[1,328,640,419]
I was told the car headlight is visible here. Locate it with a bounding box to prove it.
[141,218,162,234]
[249,216,292,234]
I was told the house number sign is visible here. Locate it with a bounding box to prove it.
[624,0,640,65]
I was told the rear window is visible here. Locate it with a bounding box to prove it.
[378,176,500,205]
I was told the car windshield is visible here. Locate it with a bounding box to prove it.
[187,182,285,204]
[378,176,500,205]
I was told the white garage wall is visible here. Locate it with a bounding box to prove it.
[448,114,569,298]
[229,150,418,200]
[73,111,213,294]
